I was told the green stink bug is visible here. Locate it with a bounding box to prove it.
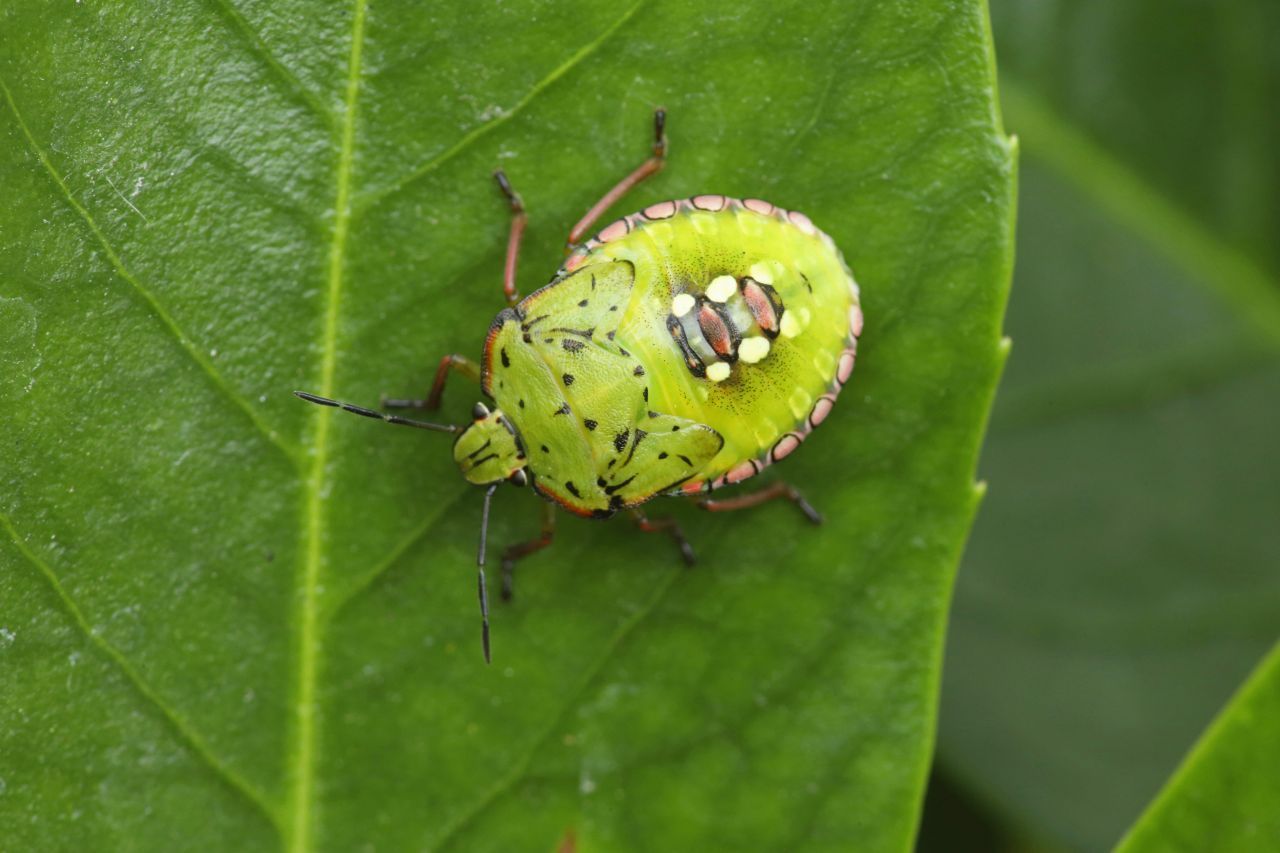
[296,110,863,662]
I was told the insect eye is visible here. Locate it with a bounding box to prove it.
[508,469,528,488]
[472,402,491,421]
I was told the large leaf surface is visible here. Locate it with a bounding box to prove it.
[0,2,1014,849]
[1117,640,1280,852]
[933,1,1280,849]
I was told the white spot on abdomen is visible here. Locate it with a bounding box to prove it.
[739,336,770,363]
[780,311,802,338]
[706,275,737,302]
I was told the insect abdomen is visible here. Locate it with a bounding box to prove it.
[564,196,863,492]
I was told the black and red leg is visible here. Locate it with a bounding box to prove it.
[697,481,823,525]
[500,501,557,601]
[380,353,481,412]
[566,108,668,250]
[629,507,697,566]
[492,168,528,306]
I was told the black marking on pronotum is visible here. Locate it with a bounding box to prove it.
[643,387,649,401]
[584,419,598,431]
[553,327,595,339]
[578,299,589,307]
[799,271,813,293]
[678,455,693,466]
[609,495,625,510]
[613,429,629,453]
[518,399,525,408]
[563,373,575,385]
[501,348,511,368]
[590,274,597,290]
[554,402,571,415]
[622,428,646,466]
[596,476,607,487]
[603,475,636,495]
[541,444,550,453]
[658,452,668,459]
[562,338,585,353]
[466,439,492,459]
[497,415,527,457]
[521,313,550,331]
[470,453,499,468]
[666,314,707,378]
[565,481,582,498]
[633,364,645,377]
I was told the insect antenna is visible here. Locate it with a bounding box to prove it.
[293,391,459,434]
[477,482,500,664]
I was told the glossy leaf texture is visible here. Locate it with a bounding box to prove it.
[934,1,1280,850]
[0,2,1014,850]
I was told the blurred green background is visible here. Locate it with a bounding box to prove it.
[921,1,1280,850]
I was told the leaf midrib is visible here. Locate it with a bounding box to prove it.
[290,1,367,851]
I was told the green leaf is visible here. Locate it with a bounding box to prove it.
[934,1,1280,849]
[0,2,1013,849]
[1117,640,1280,852]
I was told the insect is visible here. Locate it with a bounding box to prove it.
[296,110,863,662]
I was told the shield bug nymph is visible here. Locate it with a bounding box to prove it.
[297,110,864,662]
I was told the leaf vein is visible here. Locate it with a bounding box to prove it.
[0,76,301,466]
[355,0,647,214]
[323,486,472,622]
[288,1,368,850]
[203,0,338,131]
[430,563,684,852]
[0,514,283,832]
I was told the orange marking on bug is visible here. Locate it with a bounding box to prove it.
[697,305,735,358]
[810,395,836,426]
[771,433,802,461]
[849,305,864,337]
[643,200,677,219]
[741,280,779,334]
[597,217,630,243]
[681,479,707,495]
[691,194,727,211]
[837,350,856,384]
[787,209,816,235]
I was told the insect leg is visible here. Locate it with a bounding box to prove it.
[493,169,528,306]
[500,501,557,601]
[628,507,697,566]
[696,481,823,525]
[566,108,668,250]
[381,353,481,411]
